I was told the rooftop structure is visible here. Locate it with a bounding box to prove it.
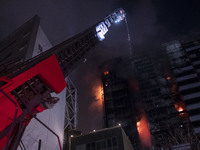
[71,126,134,150]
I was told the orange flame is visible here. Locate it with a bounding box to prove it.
[166,76,171,80]
[178,107,183,112]
[137,114,152,148]
[104,71,109,75]
[174,102,188,119]
[89,82,104,112]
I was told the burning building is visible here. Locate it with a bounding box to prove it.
[132,52,187,149]
[100,57,141,149]
[164,40,200,148]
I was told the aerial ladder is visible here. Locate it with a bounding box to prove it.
[0,8,126,150]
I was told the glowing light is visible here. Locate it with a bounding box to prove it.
[178,107,184,112]
[105,84,108,87]
[89,81,104,112]
[137,121,141,133]
[104,71,109,75]
[137,114,152,148]
[118,123,121,126]
[174,103,187,118]
[96,22,108,41]
[93,130,96,132]
[166,76,171,80]
[71,135,74,138]
[175,103,184,113]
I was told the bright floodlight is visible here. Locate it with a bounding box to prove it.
[96,8,126,41]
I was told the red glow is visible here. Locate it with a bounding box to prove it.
[104,71,109,75]
[105,84,108,87]
[174,102,188,119]
[175,103,185,113]
[137,114,152,148]
[178,107,184,112]
[166,76,171,80]
[89,81,104,112]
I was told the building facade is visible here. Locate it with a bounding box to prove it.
[71,126,134,150]
[0,15,40,71]
[165,40,200,135]
[131,50,198,149]
[100,57,141,149]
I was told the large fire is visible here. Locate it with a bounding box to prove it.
[89,82,104,112]
[137,114,152,149]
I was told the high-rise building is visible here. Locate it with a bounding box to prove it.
[0,15,40,69]
[165,40,200,135]
[131,50,200,149]
[71,126,134,150]
[100,57,141,149]
[132,53,182,148]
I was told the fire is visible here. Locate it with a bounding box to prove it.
[174,102,188,119]
[175,103,185,113]
[104,71,109,75]
[137,114,152,148]
[89,82,104,112]
[137,121,141,133]
[178,107,183,112]
[166,76,171,80]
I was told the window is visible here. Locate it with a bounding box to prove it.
[107,138,112,147]
[76,144,86,150]
[86,143,90,150]
[112,137,117,146]
[102,140,106,149]
[96,142,101,150]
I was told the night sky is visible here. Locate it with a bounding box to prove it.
[0,0,200,133]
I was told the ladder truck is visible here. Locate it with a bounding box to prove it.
[0,8,126,150]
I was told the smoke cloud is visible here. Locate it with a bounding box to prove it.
[1,0,200,133]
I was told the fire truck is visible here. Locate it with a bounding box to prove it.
[0,8,126,150]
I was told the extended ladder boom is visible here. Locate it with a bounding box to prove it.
[0,8,125,150]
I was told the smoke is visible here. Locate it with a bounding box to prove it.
[1,0,200,134]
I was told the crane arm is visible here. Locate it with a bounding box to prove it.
[0,8,125,150]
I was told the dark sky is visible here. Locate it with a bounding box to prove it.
[0,0,200,133]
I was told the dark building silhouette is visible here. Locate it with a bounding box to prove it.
[100,57,141,149]
[71,126,134,150]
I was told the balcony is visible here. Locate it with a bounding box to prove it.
[179,82,200,91]
[176,73,197,82]
[185,45,200,52]
[183,91,200,101]
[190,114,200,122]
[193,60,200,65]
[186,102,200,111]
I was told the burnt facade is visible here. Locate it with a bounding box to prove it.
[100,57,140,149]
[165,40,200,135]
[132,54,182,148]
